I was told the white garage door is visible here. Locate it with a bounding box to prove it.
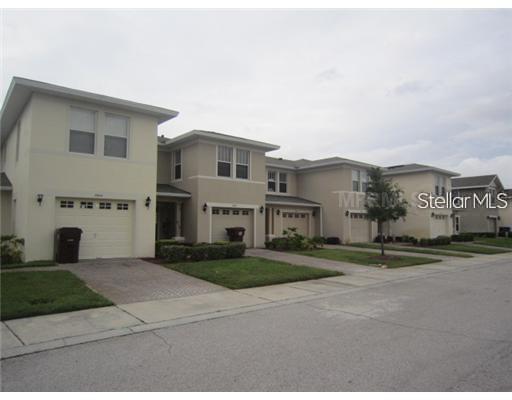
[431,215,448,238]
[212,208,253,247]
[56,198,134,259]
[282,212,309,237]
[350,213,371,243]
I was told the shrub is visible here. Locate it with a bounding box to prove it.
[160,245,187,263]
[160,242,246,262]
[311,236,325,247]
[155,239,181,258]
[264,229,318,251]
[325,237,341,245]
[419,235,451,246]
[451,233,474,242]
[0,235,24,265]
[373,234,392,243]
[472,232,497,238]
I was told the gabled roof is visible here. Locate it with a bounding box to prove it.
[1,77,179,143]
[156,184,191,198]
[451,175,502,190]
[383,163,459,177]
[1,172,12,190]
[162,130,280,152]
[265,156,377,171]
[265,194,320,207]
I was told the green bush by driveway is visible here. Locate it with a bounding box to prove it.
[294,249,441,268]
[160,242,246,262]
[1,271,113,321]
[1,260,57,270]
[166,257,341,289]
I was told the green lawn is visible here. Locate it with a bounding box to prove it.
[1,260,57,270]
[294,248,441,268]
[347,243,473,258]
[166,257,342,289]
[433,243,510,254]
[1,271,113,321]
[473,237,512,249]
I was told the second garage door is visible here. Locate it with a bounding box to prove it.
[55,198,134,259]
[282,212,309,236]
[212,208,254,247]
[349,213,372,243]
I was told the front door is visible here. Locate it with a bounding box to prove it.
[156,202,176,240]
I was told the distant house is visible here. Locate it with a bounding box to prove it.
[451,175,510,235]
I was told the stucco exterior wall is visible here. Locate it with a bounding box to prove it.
[387,171,453,238]
[7,93,159,261]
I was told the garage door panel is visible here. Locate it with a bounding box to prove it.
[350,215,371,243]
[282,212,309,236]
[55,198,133,259]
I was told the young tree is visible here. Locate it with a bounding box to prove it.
[365,167,408,256]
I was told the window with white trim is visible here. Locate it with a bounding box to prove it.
[117,203,129,210]
[352,170,360,192]
[212,208,220,215]
[232,210,240,215]
[80,201,93,209]
[242,210,249,215]
[361,170,369,192]
[222,209,230,215]
[104,114,128,158]
[435,175,446,196]
[60,200,74,208]
[268,171,276,192]
[173,149,182,180]
[236,149,250,179]
[70,108,95,154]
[217,146,233,177]
[279,173,288,193]
[99,202,112,210]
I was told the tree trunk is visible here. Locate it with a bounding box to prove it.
[378,221,385,256]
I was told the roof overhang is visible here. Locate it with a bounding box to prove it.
[1,77,179,144]
[162,130,280,153]
[384,167,459,177]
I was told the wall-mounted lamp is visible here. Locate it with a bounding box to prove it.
[259,206,265,214]
[276,209,280,216]
[36,194,44,206]
[145,196,151,208]
[312,210,316,217]
[202,203,208,213]
[431,212,435,217]
[345,210,349,217]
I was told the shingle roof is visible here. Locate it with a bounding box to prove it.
[156,184,191,198]
[383,163,459,177]
[0,172,12,189]
[265,194,320,206]
[265,156,377,171]
[451,175,497,189]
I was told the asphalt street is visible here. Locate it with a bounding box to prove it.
[1,256,511,391]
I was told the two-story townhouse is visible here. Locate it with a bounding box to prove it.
[0,77,178,261]
[451,175,509,235]
[264,156,378,243]
[383,164,459,239]
[156,130,279,248]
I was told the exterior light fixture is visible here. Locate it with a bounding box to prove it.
[431,212,435,217]
[37,194,44,206]
[276,209,280,216]
[312,210,316,217]
[345,210,349,217]
[259,206,265,214]
[145,196,151,208]
[203,203,208,212]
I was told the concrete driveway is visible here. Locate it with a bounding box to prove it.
[62,258,225,304]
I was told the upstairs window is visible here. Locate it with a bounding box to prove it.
[435,175,446,196]
[352,170,360,192]
[217,145,233,177]
[70,108,95,154]
[236,149,250,179]
[104,114,128,158]
[173,149,182,180]
[279,173,288,193]
[361,170,369,192]
[268,171,276,192]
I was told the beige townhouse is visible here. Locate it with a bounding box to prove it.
[451,175,511,235]
[1,77,463,261]
[383,164,459,239]
[0,77,178,261]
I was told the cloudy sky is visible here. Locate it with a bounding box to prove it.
[2,9,511,185]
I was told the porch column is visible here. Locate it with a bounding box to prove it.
[174,202,183,239]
